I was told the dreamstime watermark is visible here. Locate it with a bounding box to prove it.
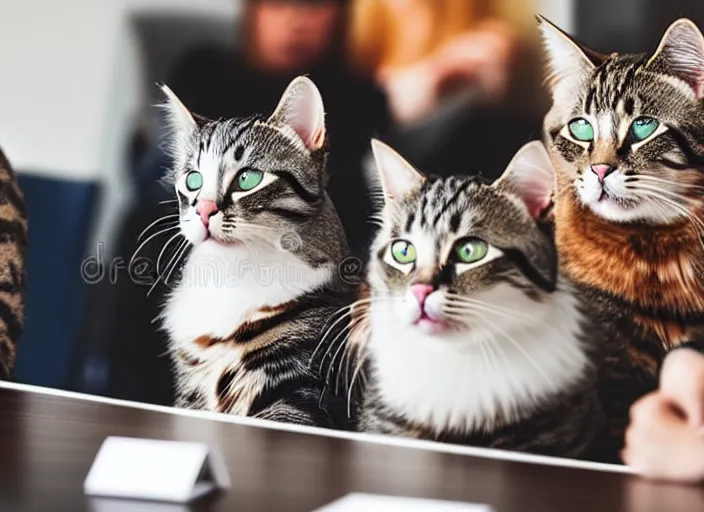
[80,243,363,288]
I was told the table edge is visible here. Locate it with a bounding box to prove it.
[0,381,633,476]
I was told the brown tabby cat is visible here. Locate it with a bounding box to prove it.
[0,148,27,380]
[539,16,704,352]
[537,16,704,456]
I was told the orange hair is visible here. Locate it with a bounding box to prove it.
[347,0,538,75]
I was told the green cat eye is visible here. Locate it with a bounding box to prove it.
[631,117,659,141]
[455,239,488,264]
[568,118,594,142]
[185,171,203,191]
[235,169,264,192]
[390,240,416,265]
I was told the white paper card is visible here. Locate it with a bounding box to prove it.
[88,497,194,512]
[84,436,230,503]
[313,493,495,512]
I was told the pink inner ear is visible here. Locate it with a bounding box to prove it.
[525,196,551,219]
[308,122,326,151]
[520,176,552,219]
[291,113,325,151]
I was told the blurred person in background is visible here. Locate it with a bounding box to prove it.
[158,0,389,258]
[78,0,389,405]
[348,0,548,179]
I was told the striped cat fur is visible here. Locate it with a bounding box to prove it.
[538,16,704,353]
[153,77,353,428]
[0,148,26,381]
[322,140,659,462]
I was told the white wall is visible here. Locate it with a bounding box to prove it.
[0,0,237,253]
[537,0,575,34]
[0,0,236,180]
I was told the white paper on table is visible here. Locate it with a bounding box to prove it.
[313,493,495,512]
[83,436,230,503]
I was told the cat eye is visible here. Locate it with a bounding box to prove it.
[630,117,659,141]
[454,239,488,264]
[185,171,203,191]
[568,118,594,142]
[390,240,416,265]
[234,168,264,192]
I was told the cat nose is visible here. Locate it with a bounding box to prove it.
[411,284,435,307]
[196,200,219,227]
[591,164,615,183]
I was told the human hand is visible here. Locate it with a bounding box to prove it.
[621,349,704,483]
[431,20,515,102]
[660,347,704,426]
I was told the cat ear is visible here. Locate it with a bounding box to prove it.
[158,83,198,147]
[646,18,704,100]
[536,15,605,94]
[494,141,555,220]
[268,76,326,151]
[369,139,426,202]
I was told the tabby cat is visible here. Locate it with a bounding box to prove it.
[337,139,616,459]
[536,16,704,458]
[538,16,704,354]
[0,148,26,381]
[155,76,353,427]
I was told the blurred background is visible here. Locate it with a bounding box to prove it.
[0,0,701,407]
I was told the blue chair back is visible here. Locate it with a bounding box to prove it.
[13,173,98,388]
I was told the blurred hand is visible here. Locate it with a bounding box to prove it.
[622,349,704,483]
[379,61,440,124]
[432,20,515,103]
[379,19,516,125]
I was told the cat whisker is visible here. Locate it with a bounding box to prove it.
[164,239,191,286]
[444,295,538,323]
[444,305,558,394]
[633,175,704,192]
[481,315,558,393]
[631,183,701,205]
[148,239,190,297]
[326,314,367,393]
[131,225,181,266]
[444,299,574,341]
[138,214,180,243]
[342,321,371,394]
[311,309,358,371]
[157,233,184,275]
[311,297,394,372]
[637,189,704,237]
[347,346,368,419]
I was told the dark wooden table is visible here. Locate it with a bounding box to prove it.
[1,384,703,512]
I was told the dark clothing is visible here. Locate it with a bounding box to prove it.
[383,94,544,183]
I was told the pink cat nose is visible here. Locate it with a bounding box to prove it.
[196,200,218,227]
[591,164,615,183]
[411,284,435,307]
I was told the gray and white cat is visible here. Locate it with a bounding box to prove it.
[344,139,612,458]
[155,76,353,427]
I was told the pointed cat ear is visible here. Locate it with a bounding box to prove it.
[369,139,426,202]
[158,83,198,146]
[494,141,555,221]
[536,15,605,94]
[268,76,326,151]
[646,18,704,99]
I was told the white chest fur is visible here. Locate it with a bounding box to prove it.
[162,240,332,410]
[163,240,332,346]
[368,283,589,432]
